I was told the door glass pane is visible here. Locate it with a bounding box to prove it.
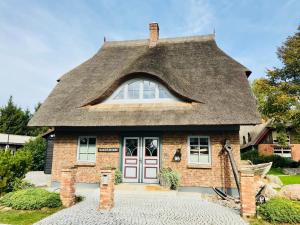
[145,139,158,156]
[143,81,156,99]
[125,139,138,156]
[128,81,140,99]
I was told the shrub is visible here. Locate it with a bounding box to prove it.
[22,137,47,171]
[241,149,260,163]
[11,178,34,191]
[0,188,62,210]
[115,169,122,185]
[258,197,300,223]
[0,149,32,194]
[241,149,299,168]
[158,168,180,190]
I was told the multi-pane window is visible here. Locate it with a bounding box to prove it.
[188,136,211,164]
[77,137,96,162]
[143,80,156,99]
[106,78,178,103]
[128,81,140,99]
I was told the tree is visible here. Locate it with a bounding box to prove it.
[252,25,300,145]
[0,96,30,135]
[0,97,49,136]
[22,137,47,171]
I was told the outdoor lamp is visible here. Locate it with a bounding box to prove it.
[173,148,181,162]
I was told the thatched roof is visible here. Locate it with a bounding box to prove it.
[29,34,260,127]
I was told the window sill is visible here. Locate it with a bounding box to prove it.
[187,164,212,169]
[75,162,96,167]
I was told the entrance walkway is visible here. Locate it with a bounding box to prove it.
[35,184,248,225]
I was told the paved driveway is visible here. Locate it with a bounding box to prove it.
[35,185,247,225]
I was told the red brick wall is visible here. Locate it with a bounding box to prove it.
[161,131,240,188]
[258,144,273,156]
[51,131,240,188]
[52,133,119,183]
[291,144,300,161]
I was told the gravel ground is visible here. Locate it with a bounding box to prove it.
[24,171,51,187]
[34,186,248,225]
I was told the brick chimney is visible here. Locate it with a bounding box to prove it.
[149,22,159,47]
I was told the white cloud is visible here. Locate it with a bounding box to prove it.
[182,0,214,35]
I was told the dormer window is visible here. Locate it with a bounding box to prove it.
[105,78,179,103]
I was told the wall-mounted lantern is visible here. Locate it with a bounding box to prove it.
[172,148,182,162]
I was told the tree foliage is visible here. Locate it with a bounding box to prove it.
[252,25,300,145]
[0,96,30,135]
[22,137,47,171]
[0,96,48,136]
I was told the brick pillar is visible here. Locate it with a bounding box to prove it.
[99,169,115,210]
[60,167,76,207]
[240,169,256,217]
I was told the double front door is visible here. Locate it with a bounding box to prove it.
[122,137,160,183]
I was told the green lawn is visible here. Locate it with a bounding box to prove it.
[279,175,300,185]
[267,167,284,175]
[0,207,61,225]
[267,167,300,185]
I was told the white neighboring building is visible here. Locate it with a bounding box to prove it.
[0,133,34,152]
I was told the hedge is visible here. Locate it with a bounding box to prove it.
[241,149,299,168]
[0,188,61,210]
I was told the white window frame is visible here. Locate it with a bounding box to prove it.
[104,78,180,104]
[187,136,211,165]
[77,136,97,163]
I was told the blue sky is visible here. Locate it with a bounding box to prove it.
[0,0,299,111]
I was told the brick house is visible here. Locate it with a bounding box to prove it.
[241,120,300,161]
[29,23,260,192]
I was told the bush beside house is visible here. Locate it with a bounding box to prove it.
[0,135,47,195]
[114,169,122,185]
[158,168,180,190]
[0,149,32,195]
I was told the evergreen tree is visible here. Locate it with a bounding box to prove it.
[0,96,30,135]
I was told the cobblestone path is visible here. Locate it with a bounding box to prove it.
[34,188,248,225]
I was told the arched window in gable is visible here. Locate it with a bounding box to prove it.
[105,78,179,103]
